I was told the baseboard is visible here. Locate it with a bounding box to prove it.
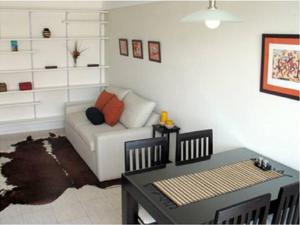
[0,117,65,135]
[98,178,122,189]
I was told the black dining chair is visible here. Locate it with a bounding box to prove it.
[124,137,168,174]
[175,129,213,165]
[124,137,168,224]
[214,194,271,224]
[271,182,299,224]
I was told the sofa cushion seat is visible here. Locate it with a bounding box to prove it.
[66,110,91,130]
[76,122,126,151]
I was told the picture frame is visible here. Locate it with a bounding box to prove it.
[260,34,300,100]
[148,41,161,63]
[132,40,143,59]
[119,39,129,56]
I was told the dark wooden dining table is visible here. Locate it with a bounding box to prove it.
[122,148,299,224]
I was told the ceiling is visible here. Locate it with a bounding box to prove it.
[0,1,151,10]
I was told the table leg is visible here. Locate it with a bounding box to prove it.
[166,133,170,162]
[122,179,138,224]
[152,127,155,138]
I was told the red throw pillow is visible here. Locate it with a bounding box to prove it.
[102,95,124,126]
[95,90,114,111]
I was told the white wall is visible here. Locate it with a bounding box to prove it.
[107,1,300,170]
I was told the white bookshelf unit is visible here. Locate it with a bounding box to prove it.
[0,9,109,131]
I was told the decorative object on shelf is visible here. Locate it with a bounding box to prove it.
[181,0,241,29]
[45,65,58,69]
[148,41,161,63]
[42,28,51,38]
[119,39,129,56]
[254,157,271,171]
[87,64,99,67]
[260,34,300,101]
[132,40,143,59]
[160,111,168,125]
[0,83,7,92]
[165,119,174,129]
[19,82,32,91]
[69,41,87,67]
[10,40,18,51]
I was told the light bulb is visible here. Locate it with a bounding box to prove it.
[204,20,221,29]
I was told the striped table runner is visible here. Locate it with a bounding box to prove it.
[153,160,282,207]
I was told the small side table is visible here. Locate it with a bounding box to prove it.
[152,124,180,162]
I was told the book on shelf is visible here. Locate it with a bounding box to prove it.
[45,66,58,69]
[87,64,99,67]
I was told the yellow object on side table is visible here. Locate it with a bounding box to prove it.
[165,119,174,129]
[160,111,168,125]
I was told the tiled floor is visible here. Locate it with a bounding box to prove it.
[0,129,121,224]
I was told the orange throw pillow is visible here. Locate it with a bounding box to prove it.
[102,95,124,126]
[95,90,114,111]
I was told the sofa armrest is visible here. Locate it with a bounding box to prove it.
[94,126,152,181]
[65,100,94,115]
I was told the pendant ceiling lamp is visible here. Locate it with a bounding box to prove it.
[181,0,241,29]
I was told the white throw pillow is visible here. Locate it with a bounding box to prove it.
[120,92,156,128]
[145,112,160,126]
[105,86,131,100]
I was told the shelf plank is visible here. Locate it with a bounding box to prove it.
[0,50,35,55]
[68,83,108,89]
[0,83,108,95]
[62,20,109,24]
[0,9,108,13]
[0,65,110,74]
[0,101,41,109]
[0,37,109,41]
[0,69,33,74]
[0,115,64,126]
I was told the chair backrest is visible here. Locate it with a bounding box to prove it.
[214,194,271,224]
[175,129,213,165]
[124,137,167,174]
[272,182,299,224]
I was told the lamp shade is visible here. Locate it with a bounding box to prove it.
[181,9,241,23]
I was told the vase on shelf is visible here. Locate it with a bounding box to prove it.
[70,41,87,68]
[42,28,51,38]
[73,58,78,67]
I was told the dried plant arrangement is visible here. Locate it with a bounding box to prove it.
[69,41,88,67]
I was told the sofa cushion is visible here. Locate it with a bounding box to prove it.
[66,110,91,130]
[95,90,114,111]
[145,112,160,126]
[102,95,124,126]
[76,123,126,151]
[105,86,131,100]
[85,107,105,125]
[120,92,156,128]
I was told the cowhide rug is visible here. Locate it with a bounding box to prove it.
[0,133,100,212]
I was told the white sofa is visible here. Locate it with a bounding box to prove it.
[64,86,159,183]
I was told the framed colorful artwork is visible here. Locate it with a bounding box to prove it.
[148,41,161,63]
[119,39,129,56]
[260,34,300,100]
[132,40,143,59]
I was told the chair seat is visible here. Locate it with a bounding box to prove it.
[138,205,156,224]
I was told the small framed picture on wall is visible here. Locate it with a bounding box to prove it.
[148,41,161,63]
[132,40,143,59]
[119,39,129,56]
[260,34,300,100]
